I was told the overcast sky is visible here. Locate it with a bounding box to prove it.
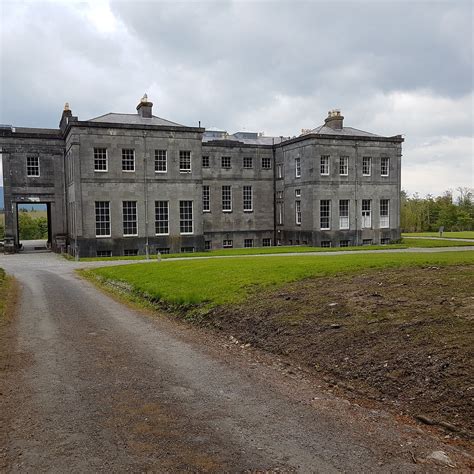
[0,0,472,196]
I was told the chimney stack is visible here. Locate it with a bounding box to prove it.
[324,109,344,130]
[136,93,153,118]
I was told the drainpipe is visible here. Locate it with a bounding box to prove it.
[354,141,359,246]
[143,131,149,259]
[272,138,277,246]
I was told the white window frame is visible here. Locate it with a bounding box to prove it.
[339,156,348,176]
[362,199,372,228]
[179,150,192,173]
[380,199,390,228]
[295,157,301,178]
[320,156,330,175]
[155,149,167,173]
[202,185,210,212]
[122,201,138,237]
[295,189,301,198]
[277,202,283,225]
[94,148,108,172]
[95,201,111,237]
[295,200,301,225]
[243,185,253,212]
[155,200,169,235]
[381,157,390,177]
[277,164,283,179]
[362,157,372,176]
[222,185,232,212]
[26,156,40,177]
[223,240,233,248]
[339,199,349,230]
[262,238,272,247]
[122,149,135,172]
[179,200,194,234]
[244,238,254,248]
[320,199,331,230]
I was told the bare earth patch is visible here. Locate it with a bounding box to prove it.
[203,265,474,438]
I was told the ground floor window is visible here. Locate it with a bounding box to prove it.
[155,201,169,235]
[262,238,272,247]
[122,201,138,236]
[320,241,331,248]
[320,200,330,230]
[340,240,350,247]
[124,249,138,256]
[95,201,110,237]
[380,199,390,228]
[223,240,233,248]
[244,238,253,248]
[362,199,372,228]
[96,250,112,257]
[179,200,193,234]
[181,247,194,253]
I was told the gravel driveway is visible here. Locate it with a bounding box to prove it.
[0,252,471,472]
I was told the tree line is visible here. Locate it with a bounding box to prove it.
[401,187,474,232]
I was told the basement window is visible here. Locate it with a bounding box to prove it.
[262,238,272,247]
[124,249,138,256]
[96,250,112,257]
[181,247,195,253]
[320,241,332,248]
[340,240,350,247]
[223,240,233,248]
[244,238,254,248]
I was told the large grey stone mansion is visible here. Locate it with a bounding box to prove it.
[0,96,403,257]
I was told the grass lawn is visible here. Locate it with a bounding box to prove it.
[78,238,474,262]
[82,250,474,309]
[403,231,474,239]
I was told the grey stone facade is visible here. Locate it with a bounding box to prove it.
[1,99,403,256]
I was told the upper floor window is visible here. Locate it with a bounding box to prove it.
[222,185,232,212]
[122,201,138,236]
[179,200,193,234]
[202,155,210,168]
[381,157,390,176]
[320,156,329,175]
[243,156,253,169]
[122,149,135,172]
[179,150,191,172]
[295,189,301,197]
[26,156,40,177]
[94,148,107,172]
[339,156,348,176]
[295,157,301,178]
[277,202,283,225]
[221,156,231,169]
[380,199,390,228]
[95,201,110,237]
[243,185,253,212]
[155,150,167,173]
[362,157,372,176]
[261,157,272,169]
[320,200,331,230]
[276,191,283,199]
[202,185,210,212]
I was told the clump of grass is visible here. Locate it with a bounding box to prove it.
[402,231,474,239]
[81,251,474,310]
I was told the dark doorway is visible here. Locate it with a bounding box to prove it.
[15,202,51,252]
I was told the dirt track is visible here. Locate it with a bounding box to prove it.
[0,252,473,472]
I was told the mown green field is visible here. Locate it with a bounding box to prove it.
[82,250,474,308]
[403,231,474,239]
